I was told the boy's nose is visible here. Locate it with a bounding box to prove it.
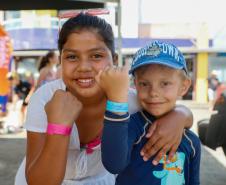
[148,87,159,98]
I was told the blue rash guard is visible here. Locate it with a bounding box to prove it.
[101,110,201,185]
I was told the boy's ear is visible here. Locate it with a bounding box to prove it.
[179,79,191,96]
[133,77,138,88]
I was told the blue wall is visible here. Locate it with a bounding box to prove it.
[8,28,212,51]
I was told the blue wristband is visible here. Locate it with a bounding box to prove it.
[106,100,128,112]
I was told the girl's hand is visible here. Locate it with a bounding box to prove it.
[140,105,193,165]
[95,62,130,102]
[45,89,83,126]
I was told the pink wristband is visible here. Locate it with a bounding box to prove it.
[47,123,72,136]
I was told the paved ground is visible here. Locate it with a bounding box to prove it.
[0,101,226,185]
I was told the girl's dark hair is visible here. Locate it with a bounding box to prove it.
[58,13,115,57]
[38,51,56,71]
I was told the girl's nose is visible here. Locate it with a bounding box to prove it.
[77,58,92,71]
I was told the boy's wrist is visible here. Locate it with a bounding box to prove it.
[106,100,128,113]
[107,93,128,102]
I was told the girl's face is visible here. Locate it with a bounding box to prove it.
[61,30,114,100]
[134,64,190,117]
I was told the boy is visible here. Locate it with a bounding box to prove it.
[99,41,201,185]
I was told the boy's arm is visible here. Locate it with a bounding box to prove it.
[189,136,201,185]
[96,63,133,174]
[141,105,193,164]
[102,111,137,174]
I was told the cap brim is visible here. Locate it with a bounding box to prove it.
[129,59,186,75]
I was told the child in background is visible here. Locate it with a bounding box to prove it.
[99,41,201,185]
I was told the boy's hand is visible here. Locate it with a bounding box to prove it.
[95,62,130,102]
[45,90,83,126]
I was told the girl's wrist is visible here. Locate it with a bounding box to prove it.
[46,123,72,136]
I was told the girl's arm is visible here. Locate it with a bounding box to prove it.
[25,90,82,185]
[140,105,193,165]
[26,132,70,185]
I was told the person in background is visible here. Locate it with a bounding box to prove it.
[8,72,32,128]
[207,70,220,110]
[56,64,62,79]
[36,50,59,87]
[100,41,201,185]
[14,13,193,185]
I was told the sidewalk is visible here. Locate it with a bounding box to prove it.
[0,102,25,135]
[1,100,226,185]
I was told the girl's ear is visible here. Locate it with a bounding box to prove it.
[113,54,118,66]
[59,55,61,64]
[179,79,191,96]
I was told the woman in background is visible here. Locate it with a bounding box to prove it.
[36,51,59,87]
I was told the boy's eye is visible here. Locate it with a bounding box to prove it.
[161,81,171,86]
[139,82,148,87]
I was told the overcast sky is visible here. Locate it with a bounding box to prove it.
[140,0,226,36]
[141,0,226,23]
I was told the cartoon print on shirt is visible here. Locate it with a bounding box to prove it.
[153,152,185,185]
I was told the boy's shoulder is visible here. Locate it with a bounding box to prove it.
[184,129,200,143]
[182,129,201,157]
[130,110,156,128]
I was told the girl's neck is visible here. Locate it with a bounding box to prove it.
[78,94,107,108]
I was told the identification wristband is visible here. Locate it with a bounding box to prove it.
[106,100,128,112]
[47,123,72,136]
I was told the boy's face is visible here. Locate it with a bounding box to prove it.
[134,64,191,117]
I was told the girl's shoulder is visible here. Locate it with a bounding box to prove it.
[25,79,66,132]
[32,79,65,102]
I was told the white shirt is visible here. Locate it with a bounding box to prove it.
[15,79,140,185]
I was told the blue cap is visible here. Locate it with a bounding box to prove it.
[129,40,188,75]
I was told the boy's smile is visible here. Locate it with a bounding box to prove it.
[134,64,190,117]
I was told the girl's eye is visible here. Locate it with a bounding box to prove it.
[91,54,103,60]
[65,55,78,61]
